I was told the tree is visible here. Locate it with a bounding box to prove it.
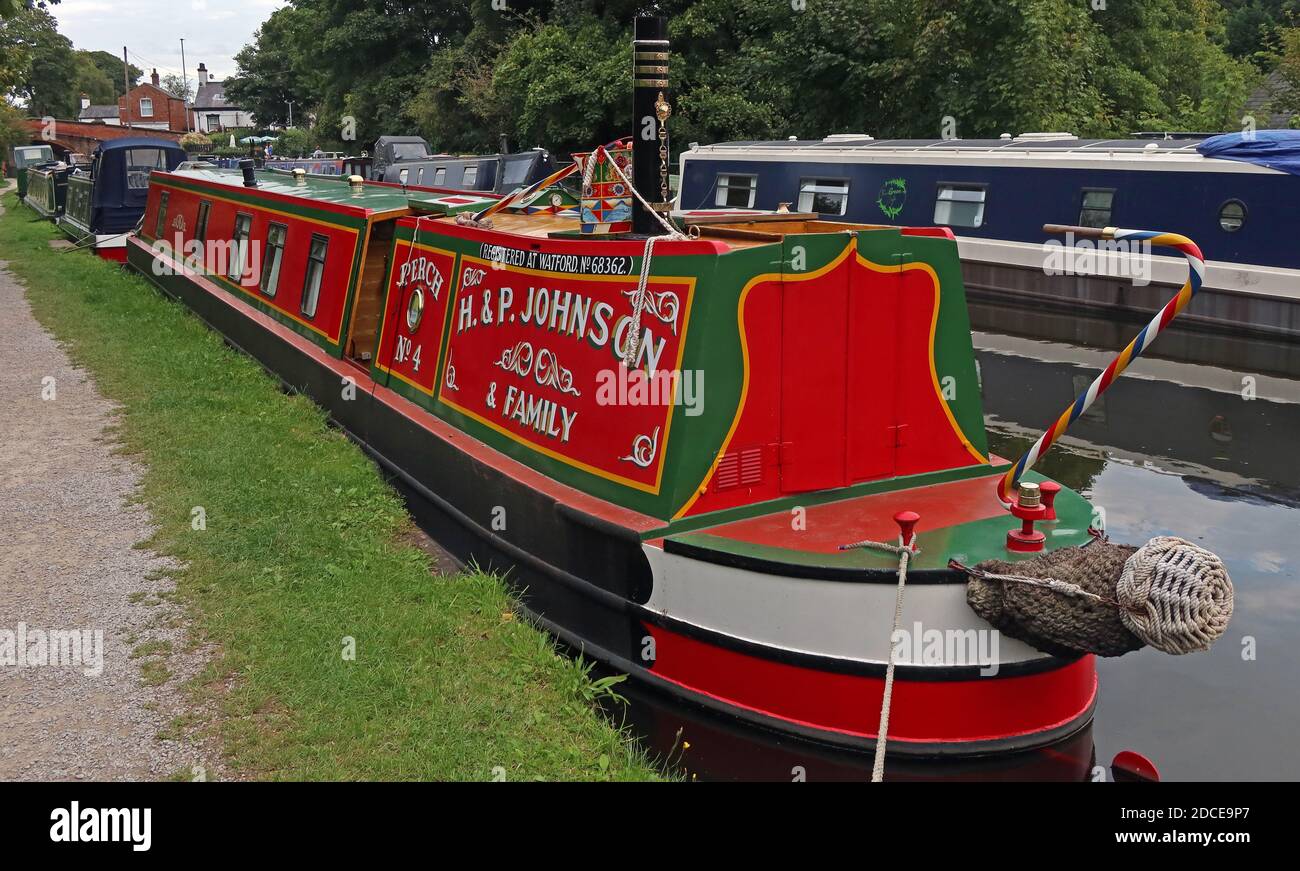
[160,73,193,103]
[78,49,142,98]
[1,7,79,117]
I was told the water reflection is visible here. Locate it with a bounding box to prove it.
[613,322,1300,781]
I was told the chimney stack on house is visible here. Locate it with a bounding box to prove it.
[197,62,209,82]
[80,93,90,111]
[151,68,160,87]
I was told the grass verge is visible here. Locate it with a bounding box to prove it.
[0,194,661,781]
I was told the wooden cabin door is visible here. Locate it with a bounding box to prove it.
[346,220,396,369]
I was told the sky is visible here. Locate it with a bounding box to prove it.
[53,0,284,86]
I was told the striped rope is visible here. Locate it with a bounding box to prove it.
[997,227,1206,508]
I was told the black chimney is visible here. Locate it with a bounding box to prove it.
[632,15,670,235]
[239,158,257,187]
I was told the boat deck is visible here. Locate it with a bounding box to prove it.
[660,468,1095,573]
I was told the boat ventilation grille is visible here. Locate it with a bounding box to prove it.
[714,447,764,492]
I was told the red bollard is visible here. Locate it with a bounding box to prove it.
[894,510,919,548]
[1039,480,1061,521]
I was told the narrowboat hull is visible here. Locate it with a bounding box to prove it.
[126,226,1098,757]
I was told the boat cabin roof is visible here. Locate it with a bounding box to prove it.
[162,167,417,218]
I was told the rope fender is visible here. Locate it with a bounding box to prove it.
[953,535,1233,658]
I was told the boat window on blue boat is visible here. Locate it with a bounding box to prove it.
[416,167,425,184]
[154,191,169,239]
[139,97,153,118]
[261,223,288,298]
[434,167,446,185]
[716,174,757,209]
[934,183,986,228]
[301,234,328,318]
[398,168,409,185]
[406,287,425,332]
[1078,188,1114,228]
[464,166,479,187]
[229,213,252,282]
[195,201,211,243]
[1218,199,1246,232]
[798,178,849,215]
[126,148,169,190]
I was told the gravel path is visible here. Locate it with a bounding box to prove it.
[0,201,218,781]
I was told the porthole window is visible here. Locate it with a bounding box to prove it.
[1218,199,1246,232]
[406,286,425,332]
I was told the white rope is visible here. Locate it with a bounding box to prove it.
[1117,536,1234,655]
[840,536,917,782]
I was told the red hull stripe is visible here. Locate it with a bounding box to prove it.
[95,247,128,263]
[646,623,1096,744]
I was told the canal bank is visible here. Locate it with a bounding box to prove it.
[0,193,661,781]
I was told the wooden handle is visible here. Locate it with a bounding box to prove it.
[1043,223,1108,238]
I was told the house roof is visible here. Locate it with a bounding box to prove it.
[79,105,118,120]
[1244,71,1294,130]
[193,79,240,111]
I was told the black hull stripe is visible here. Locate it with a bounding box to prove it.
[664,537,965,584]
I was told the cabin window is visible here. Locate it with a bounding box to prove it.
[716,174,757,209]
[463,166,479,187]
[1218,199,1246,232]
[301,234,328,318]
[399,169,409,184]
[1078,188,1114,228]
[139,98,153,118]
[798,178,849,215]
[934,184,986,228]
[434,167,446,185]
[154,191,170,239]
[229,213,252,283]
[195,200,211,243]
[260,223,288,297]
[416,168,425,184]
[125,147,168,190]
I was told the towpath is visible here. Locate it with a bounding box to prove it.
[0,195,216,780]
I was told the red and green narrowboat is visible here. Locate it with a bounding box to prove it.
[124,18,1228,764]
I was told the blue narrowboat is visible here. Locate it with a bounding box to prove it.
[678,131,1300,342]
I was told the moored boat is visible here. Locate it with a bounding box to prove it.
[678,131,1300,345]
[23,160,72,219]
[124,17,1232,764]
[59,138,187,262]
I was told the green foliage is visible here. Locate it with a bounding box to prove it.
[274,126,315,157]
[78,49,142,99]
[179,131,214,152]
[229,0,1265,158]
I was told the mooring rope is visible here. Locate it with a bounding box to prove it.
[997,226,1206,508]
[839,535,918,782]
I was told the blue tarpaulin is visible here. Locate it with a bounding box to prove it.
[1197,130,1300,177]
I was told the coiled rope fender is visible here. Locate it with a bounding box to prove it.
[953,535,1233,658]
[1117,536,1234,655]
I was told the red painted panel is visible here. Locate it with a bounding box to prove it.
[647,623,1097,744]
[143,180,360,347]
[846,258,899,481]
[374,239,456,395]
[779,248,849,493]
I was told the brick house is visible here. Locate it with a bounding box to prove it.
[117,70,188,131]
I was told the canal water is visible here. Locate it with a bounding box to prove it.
[616,306,1300,782]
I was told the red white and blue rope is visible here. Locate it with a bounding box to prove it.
[997,228,1206,508]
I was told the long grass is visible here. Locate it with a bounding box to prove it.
[0,195,661,781]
